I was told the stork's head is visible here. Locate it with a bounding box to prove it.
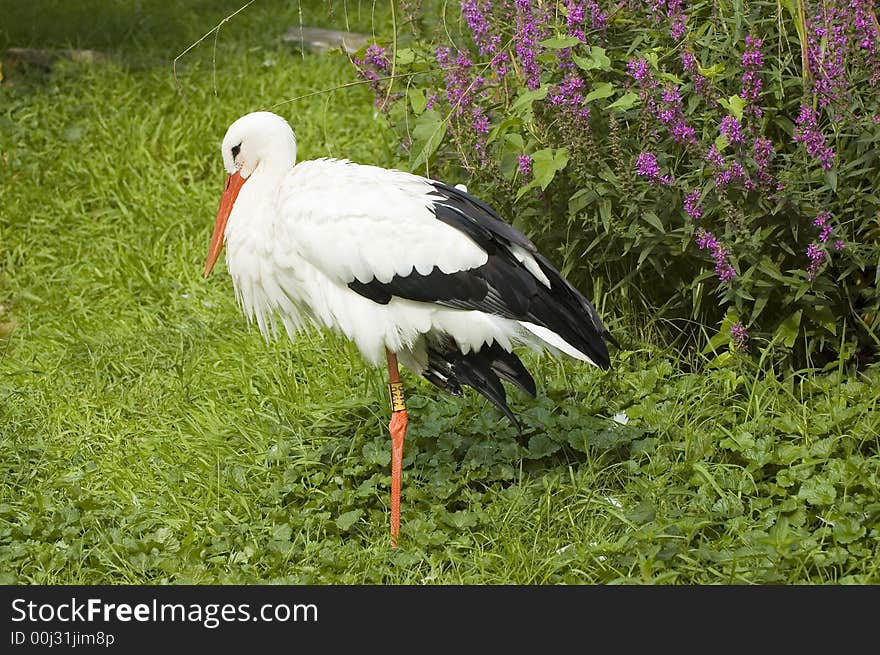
[221,111,297,179]
[205,112,297,277]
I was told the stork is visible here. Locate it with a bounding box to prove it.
[203,111,616,546]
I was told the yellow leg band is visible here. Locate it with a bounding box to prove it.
[389,381,406,412]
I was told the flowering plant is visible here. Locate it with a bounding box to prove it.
[353,0,880,364]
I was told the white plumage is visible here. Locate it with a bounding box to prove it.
[205,111,614,422]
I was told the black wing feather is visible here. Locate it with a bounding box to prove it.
[423,341,535,430]
[346,181,615,369]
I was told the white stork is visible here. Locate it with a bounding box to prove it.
[204,111,616,546]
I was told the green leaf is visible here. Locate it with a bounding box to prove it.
[606,92,640,112]
[517,147,569,199]
[487,116,522,144]
[824,168,838,192]
[510,84,549,114]
[395,48,415,66]
[697,62,725,78]
[504,133,525,150]
[584,82,616,103]
[408,87,427,115]
[833,517,866,544]
[806,305,838,336]
[775,310,802,348]
[335,509,363,531]
[757,256,787,282]
[718,95,747,121]
[797,477,837,506]
[527,434,561,459]
[410,109,446,170]
[701,310,739,354]
[539,35,582,49]
[572,46,611,71]
[714,133,729,151]
[641,211,664,232]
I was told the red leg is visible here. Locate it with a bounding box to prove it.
[389,408,408,548]
[386,351,408,548]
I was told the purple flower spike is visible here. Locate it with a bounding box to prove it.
[684,189,702,219]
[740,36,764,116]
[353,45,393,109]
[753,137,775,187]
[636,152,672,185]
[793,105,836,169]
[696,228,736,283]
[636,152,660,179]
[515,0,542,90]
[813,211,835,243]
[462,0,494,55]
[730,322,749,351]
[720,115,745,145]
[806,243,826,281]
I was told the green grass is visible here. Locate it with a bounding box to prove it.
[1,1,879,584]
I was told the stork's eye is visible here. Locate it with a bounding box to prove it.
[231,143,241,159]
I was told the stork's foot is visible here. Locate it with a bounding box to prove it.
[389,409,408,548]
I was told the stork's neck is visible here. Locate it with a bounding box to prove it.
[247,136,297,179]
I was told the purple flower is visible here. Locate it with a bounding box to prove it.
[814,211,835,243]
[706,144,725,167]
[565,0,587,40]
[793,105,836,169]
[626,74,697,146]
[667,0,687,39]
[682,50,713,101]
[642,0,687,40]
[706,145,752,189]
[805,0,849,106]
[515,0,542,90]
[437,47,481,116]
[518,154,533,177]
[489,50,510,76]
[658,86,696,145]
[740,36,764,116]
[636,152,673,185]
[720,115,745,144]
[566,0,606,36]
[587,0,608,31]
[353,45,393,109]
[471,106,490,134]
[834,239,845,251]
[753,137,775,187]
[806,242,826,281]
[696,228,736,283]
[549,73,591,125]
[363,45,390,72]
[462,0,494,54]
[636,151,660,179]
[684,189,702,219]
[626,58,655,91]
[730,322,749,351]
[853,0,880,83]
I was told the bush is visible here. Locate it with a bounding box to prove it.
[351,0,880,366]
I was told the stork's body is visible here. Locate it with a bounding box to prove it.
[205,112,615,546]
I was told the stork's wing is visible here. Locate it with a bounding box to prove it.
[281,159,614,368]
[279,159,489,285]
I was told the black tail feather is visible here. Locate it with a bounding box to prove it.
[422,340,534,429]
[487,347,536,397]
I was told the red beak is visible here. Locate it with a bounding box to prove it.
[204,171,247,277]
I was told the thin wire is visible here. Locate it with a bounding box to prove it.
[172,0,256,96]
[264,71,423,110]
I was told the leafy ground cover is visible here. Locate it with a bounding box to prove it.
[1,1,878,584]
